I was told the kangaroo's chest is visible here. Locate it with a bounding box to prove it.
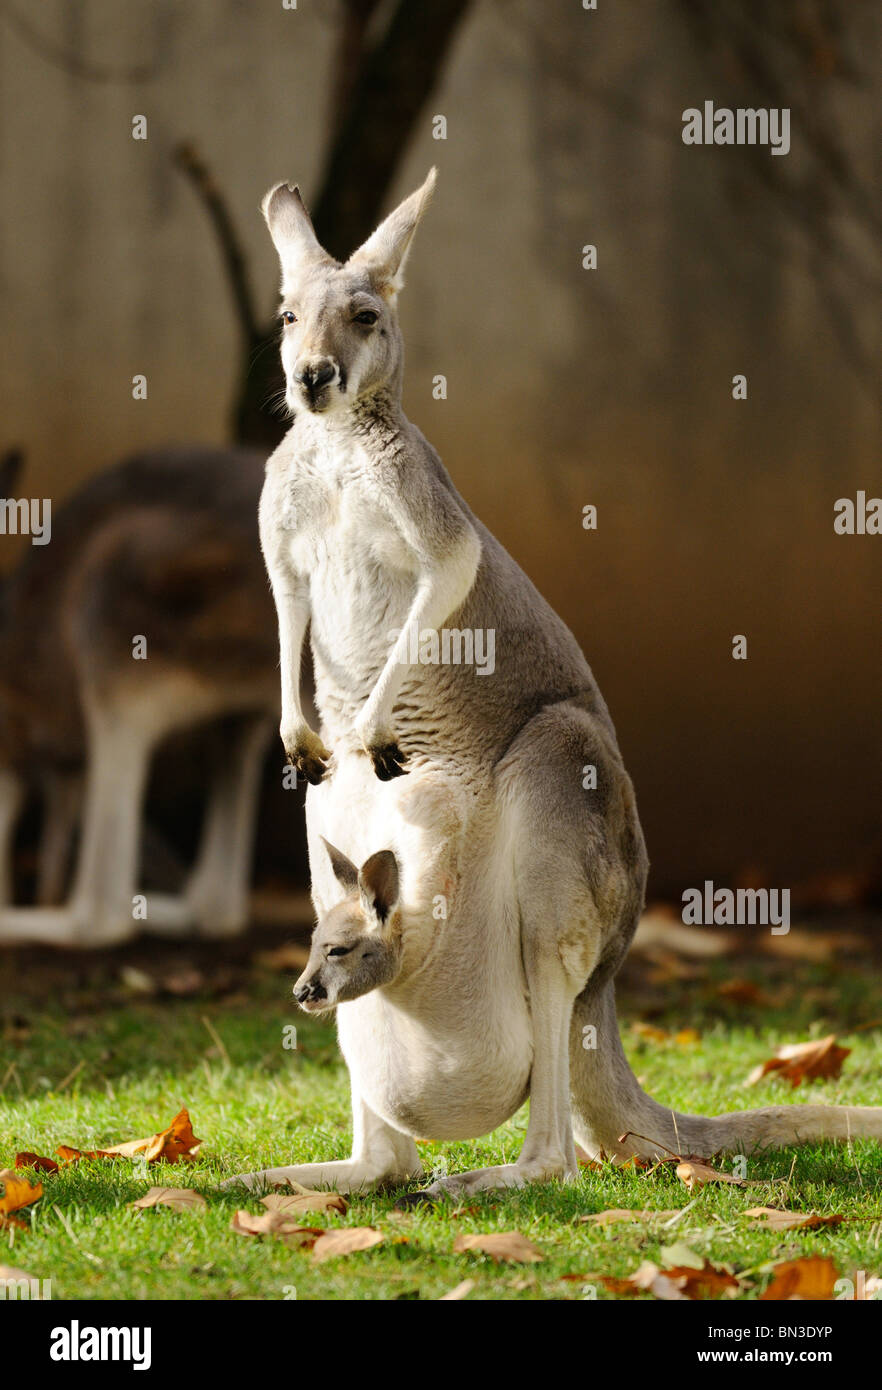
[279,435,418,695]
[281,438,413,584]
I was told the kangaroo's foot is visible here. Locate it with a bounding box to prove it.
[221,1157,423,1195]
[420,1154,576,1199]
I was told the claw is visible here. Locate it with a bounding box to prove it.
[393,1189,439,1210]
[285,748,330,785]
[369,742,408,781]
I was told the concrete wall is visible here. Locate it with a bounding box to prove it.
[2,0,880,893]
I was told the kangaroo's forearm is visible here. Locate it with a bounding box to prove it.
[359,529,481,734]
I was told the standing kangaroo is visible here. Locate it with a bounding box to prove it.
[0,446,278,946]
[232,169,882,1194]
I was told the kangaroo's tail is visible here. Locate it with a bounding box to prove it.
[569,979,882,1161]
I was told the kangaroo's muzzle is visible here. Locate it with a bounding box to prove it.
[293,358,340,410]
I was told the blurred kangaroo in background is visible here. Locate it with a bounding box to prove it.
[230,168,882,1195]
[0,446,278,946]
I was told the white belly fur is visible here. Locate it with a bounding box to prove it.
[305,751,533,1140]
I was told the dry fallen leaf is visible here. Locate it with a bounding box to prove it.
[54,1107,202,1166]
[574,1143,605,1171]
[747,1035,851,1088]
[453,1232,544,1264]
[676,1160,747,1192]
[578,1208,680,1226]
[631,1021,669,1044]
[311,1227,384,1262]
[130,1187,207,1213]
[231,1209,324,1248]
[439,1279,475,1301]
[0,1169,42,1229]
[14,1153,60,1174]
[715,979,769,1006]
[760,1256,838,1300]
[599,1252,739,1301]
[264,1182,348,1216]
[743,1206,844,1232]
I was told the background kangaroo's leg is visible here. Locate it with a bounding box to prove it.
[35,770,82,906]
[224,1081,423,1193]
[0,769,25,907]
[183,713,273,937]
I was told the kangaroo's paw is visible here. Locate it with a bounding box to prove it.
[421,1157,576,1199]
[368,742,408,781]
[221,1159,421,1195]
[282,726,332,786]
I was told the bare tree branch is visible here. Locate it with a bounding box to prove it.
[173,141,262,349]
[0,0,160,83]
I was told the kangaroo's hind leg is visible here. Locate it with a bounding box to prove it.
[182,713,274,937]
[422,700,633,1197]
[0,769,25,907]
[224,1079,424,1193]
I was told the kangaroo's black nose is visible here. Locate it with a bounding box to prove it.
[296,361,336,391]
[294,980,327,1004]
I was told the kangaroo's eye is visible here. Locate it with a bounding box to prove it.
[281,311,297,326]
[327,945,353,958]
[353,310,378,326]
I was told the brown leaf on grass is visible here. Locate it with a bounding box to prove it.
[747,1035,851,1088]
[574,1143,605,1171]
[15,1153,60,1174]
[760,1256,838,1300]
[599,1254,740,1301]
[262,1184,348,1217]
[452,1232,544,1264]
[665,1262,741,1299]
[231,1209,324,1248]
[631,1021,669,1044]
[0,1169,42,1228]
[715,979,769,1006]
[130,1187,207,1213]
[311,1227,385,1262]
[675,1160,747,1192]
[439,1279,475,1301]
[55,1146,121,1163]
[743,1206,844,1232]
[578,1208,681,1226]
[56,1107,202,1165]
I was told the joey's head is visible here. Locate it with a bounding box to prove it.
[293,838,403,1013]
[261,169,436,417]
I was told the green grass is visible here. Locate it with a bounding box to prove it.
[1,946,881,1300]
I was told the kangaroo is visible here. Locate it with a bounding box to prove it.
[229,170,882,1195]
[0,446,279,946]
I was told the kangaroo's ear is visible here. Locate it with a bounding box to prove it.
[321,836,359,892]
[0,448,24,499]
[348,167,436,296]
[262,182,331,280]
[358,850,400,929]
